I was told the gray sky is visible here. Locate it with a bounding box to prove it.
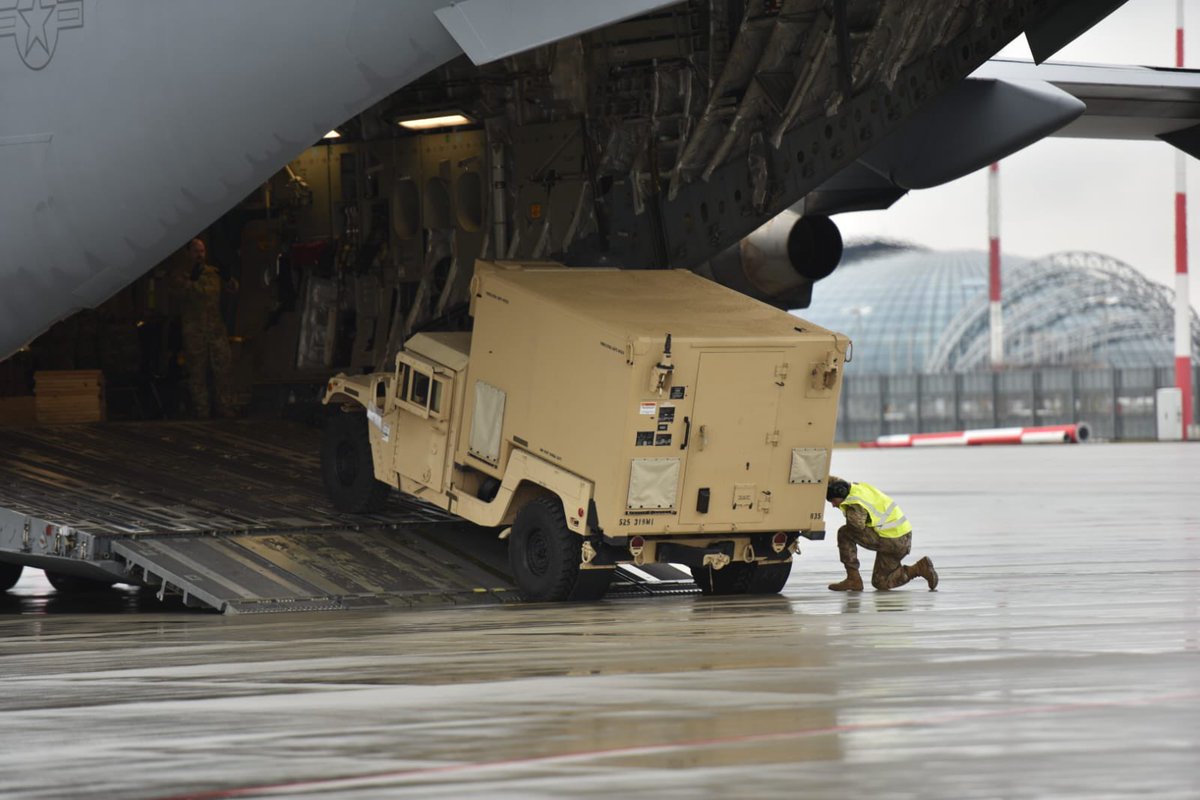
[835,0,1200,310]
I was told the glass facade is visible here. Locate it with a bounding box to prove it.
[797,247,1200,374]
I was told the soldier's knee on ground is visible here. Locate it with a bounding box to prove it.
[874,567,909,591]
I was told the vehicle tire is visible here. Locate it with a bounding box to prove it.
[44,571,116,593]
[321,411,389,513]
[0,562,23,592]
[508,496,602,602]
[477,477,501,502]
[690,561,755,595]
[746,561,792,594]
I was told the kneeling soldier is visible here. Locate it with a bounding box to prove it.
[826,476,938,592]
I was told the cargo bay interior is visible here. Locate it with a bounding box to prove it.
[0,127,490,423]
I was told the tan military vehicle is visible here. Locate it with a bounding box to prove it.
[322,261,848,601]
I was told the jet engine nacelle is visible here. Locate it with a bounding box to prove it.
[700,211,843,309]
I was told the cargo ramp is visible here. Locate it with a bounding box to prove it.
[0,422,697,613]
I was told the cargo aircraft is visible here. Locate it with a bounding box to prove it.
[6,0,1200,610]
[3,0,1199,363]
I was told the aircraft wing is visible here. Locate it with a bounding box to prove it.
[436,0,679,65]
[804,59,1200,217]
[975,58,1200,153]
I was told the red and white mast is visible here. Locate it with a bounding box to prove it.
[1176,0,1193,439]
[989,161,1003,368]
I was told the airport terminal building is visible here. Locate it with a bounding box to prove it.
[799,244,1200,442]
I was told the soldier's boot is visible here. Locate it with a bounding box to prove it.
[907,556,939,591]
[828,569,864,592]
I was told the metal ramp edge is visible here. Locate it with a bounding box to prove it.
[609,563,702,597]
[110,529,699,613]
[110,523,522,614]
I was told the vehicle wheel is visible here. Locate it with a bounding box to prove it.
[690,561,755,595]
[747,561,792,594]
[44,571,116,593]
[0,562,23,592]
[508,496,602,602]
[321,411,389,513]
[477,477,501,502]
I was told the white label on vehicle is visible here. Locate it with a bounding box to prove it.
[381,423,391,443]
[639,402,657,416]
[367,407,384,431]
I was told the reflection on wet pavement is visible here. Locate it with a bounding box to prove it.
[0,443,1197,799]
[1,571,202,616]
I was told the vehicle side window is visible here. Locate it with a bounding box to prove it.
[393,356,448,419]
[411,371,431,407]
[396,363,411,402]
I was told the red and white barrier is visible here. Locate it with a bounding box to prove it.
[862,423,1091,448]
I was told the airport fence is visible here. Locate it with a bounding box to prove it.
[837,365,1200,443]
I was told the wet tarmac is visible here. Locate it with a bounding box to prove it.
[0,442,1197,799]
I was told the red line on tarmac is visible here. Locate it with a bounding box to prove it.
[155,691,1200,799]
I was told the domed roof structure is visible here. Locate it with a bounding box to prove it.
[796,246,1200,374]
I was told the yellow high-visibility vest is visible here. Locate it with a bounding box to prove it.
[842,482,912,538]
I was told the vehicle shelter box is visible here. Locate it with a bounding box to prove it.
[458,261,848,537]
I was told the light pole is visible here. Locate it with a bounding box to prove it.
[1174,0,1193,439]
[989,162,1004,369]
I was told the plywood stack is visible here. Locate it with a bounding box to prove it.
[34,370,106,424]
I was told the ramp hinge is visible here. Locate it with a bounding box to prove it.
[765,430,780,446]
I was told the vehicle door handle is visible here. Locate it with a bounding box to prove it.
[680,416,691,450]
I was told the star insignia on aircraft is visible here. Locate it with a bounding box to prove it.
[0,0,84,70]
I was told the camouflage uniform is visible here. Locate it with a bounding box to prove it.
[828,473,937,591]
[178,264,233,418]
[836,502,913,590]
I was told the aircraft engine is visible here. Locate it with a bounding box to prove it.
[700,210,843,309]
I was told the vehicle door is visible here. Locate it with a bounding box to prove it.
[391,353,455,493]
[678,350,784,525]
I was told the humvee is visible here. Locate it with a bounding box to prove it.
[322,261,848,601]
